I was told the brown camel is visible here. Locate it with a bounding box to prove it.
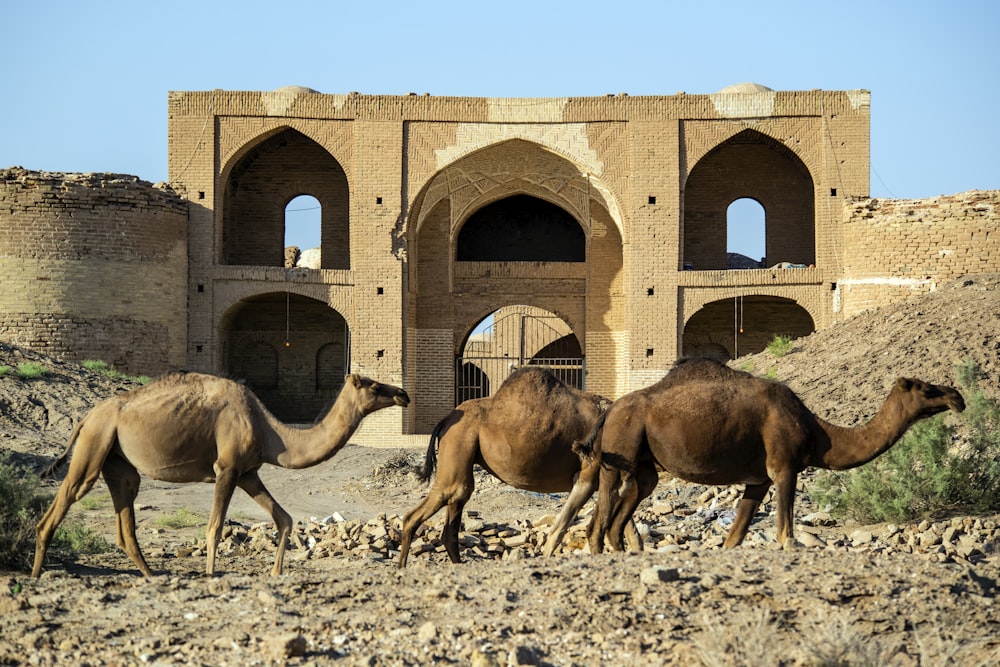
[397,366,637,567]
[32,372,409,578]
[583,357,965,553]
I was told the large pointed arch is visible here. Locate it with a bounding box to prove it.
[220,127,350,268]
[683,129,815,271]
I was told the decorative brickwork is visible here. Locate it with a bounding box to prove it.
[3,86,998,445]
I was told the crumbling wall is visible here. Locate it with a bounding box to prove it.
[836,190,999,316]
[0,168,188,374]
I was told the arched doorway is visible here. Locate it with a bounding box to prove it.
[221,292,349,422]
[456,305,583,404]
[727,198,766,268]
[682,296,814,360]
[284,194,322,267]
[406,138,624,432]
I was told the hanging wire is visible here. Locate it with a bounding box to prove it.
[733,295,745,358]
[284,291,291,348]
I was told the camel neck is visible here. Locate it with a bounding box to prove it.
[270,398,364,469]
[811,398,913,470]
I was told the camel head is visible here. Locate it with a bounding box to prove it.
[346,374,411,413]
[892,377,965,419]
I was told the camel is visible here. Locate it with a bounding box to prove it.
[397,366,638,567]
[32,372,409,578]
[583,357,965,553]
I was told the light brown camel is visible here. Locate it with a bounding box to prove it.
[397,366,638,567]
[583,357,965,553]
[32,372,409,578]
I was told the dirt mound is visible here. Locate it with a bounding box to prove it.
[739,273,1000,426]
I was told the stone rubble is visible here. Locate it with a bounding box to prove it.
[154,480,998,571]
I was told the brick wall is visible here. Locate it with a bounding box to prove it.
[837,191,1000,316]
[5,88,998,445]
[0,168,187,374]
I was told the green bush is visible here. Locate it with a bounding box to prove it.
[82,359,152,385]
[0,453,111,571]
[811,360,1000,523]
[0,453,53,570]
[15,362,47,379]
[767,335,794,357]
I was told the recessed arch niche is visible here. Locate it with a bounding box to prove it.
[684,129,814,271]
[221,292,349,421]
[221,128,349,269]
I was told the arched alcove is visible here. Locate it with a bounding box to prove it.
[682,295,815,360]
[684,129,814,271]
[456,194,585,262]
[222,292,349,421]
[222,128,349,269]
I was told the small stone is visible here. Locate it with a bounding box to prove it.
[264,632,306,659]
[417,621,437,642]
[640,566,681,585]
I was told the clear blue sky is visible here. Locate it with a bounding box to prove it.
[3,1,997,259]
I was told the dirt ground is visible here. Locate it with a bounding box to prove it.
[2,274,1000,665]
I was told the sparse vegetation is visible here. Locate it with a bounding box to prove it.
[811,360,1000,523]
[11,362,47,379]
[0,452,110,571]
[766,334,794,357]
[82,359,152,384]
[155,508,204,530]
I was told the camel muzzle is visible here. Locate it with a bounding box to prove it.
[395,392,411,407]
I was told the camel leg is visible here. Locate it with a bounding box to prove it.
[204,466,240,576]
[398,490,450,568]
[772,471,799,547]
[32,424,114,577]
[441,489,472,564]
[237,471,293,576]
[620,464,658,552]
[543,469,597,557]
[398,427,478,568]
[606,471,639,552]
[588,462,623,555]
[101,454,153,577]
[723,482,771,547]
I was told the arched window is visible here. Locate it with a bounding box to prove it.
[285,194,321,254]
[727,198,766,268]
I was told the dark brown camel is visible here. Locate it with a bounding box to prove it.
[397,366,637,567]
[33,372,409,577]
[583,358,965,553]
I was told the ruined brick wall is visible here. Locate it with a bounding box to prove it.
[0,168,188,374]
[837,190,1000,316]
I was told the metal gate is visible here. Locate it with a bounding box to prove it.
[455,309,584,404]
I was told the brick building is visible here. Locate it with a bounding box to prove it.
[3,83,998,444]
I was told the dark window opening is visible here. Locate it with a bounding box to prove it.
[457,195,585,262]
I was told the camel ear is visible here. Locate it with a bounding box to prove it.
[896,378,913,391]
[348,374,362,388]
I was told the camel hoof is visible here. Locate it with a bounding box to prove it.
[782,539,802,552]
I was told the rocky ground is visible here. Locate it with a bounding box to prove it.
[2,274,1000,665]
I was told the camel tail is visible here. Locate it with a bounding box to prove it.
[40,420,84,479]
[417,418,447,483]
[572,410,608,463]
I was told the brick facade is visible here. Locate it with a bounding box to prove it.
[2,85,998,446]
